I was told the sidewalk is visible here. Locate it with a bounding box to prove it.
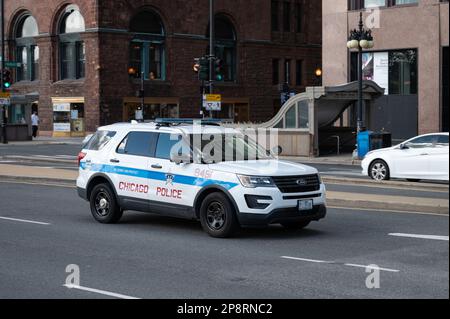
[0,137,84,146]
[280,154,361,166]
[0,163,447,215]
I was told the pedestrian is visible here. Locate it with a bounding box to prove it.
[31,111,40,138]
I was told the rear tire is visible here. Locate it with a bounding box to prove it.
[369,160,390,181]
[200,193,239,238]
[90,183,123,224]
[281,221,311,230]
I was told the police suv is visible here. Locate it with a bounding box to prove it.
[77,120,327,238]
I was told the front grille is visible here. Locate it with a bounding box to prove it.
[272,174,320,193]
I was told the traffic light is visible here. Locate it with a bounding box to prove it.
[198,57,209,81]
[2,69,12,89]
[214,59,224,82]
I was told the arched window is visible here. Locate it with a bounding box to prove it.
[129,10,165,80]
[15,15,39,81]
[59,5,86,79]
[208,15,237,82]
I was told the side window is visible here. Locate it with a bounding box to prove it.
[116,132,158,157]
[406,135,437,148]
[87,131,116,151]
[437,135,449,146]
[155,133,184,160]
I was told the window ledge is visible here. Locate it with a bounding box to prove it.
[53,78,85,85]
[12,80,40,86]
[131,79,171,86]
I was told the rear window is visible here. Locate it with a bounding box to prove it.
[86,131,116,151]
[437,135,449,145]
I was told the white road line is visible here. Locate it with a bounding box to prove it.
[389,233,449,241]
[64,285,141,299]
[344,263,400,273]
[0,216,50,225]
[281,256,334,264]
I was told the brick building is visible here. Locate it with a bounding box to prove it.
[3,0,321,137]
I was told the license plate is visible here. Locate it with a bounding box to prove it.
[298,200,313,211]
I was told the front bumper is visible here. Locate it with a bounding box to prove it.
[77,187,88,201]
[237,204,327,227]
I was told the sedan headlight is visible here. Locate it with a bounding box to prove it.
[237,175,275,188]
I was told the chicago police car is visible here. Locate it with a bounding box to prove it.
[77,120,327,238]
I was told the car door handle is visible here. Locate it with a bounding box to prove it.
[110,159,120,163]
[151,164,163,169]
[420,153,429,156]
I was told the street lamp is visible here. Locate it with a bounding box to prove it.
[347,12,374,134]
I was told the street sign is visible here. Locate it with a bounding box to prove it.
[0,92,11,98]
[0,98,11,105]
[5,61,22,68]
[203,94,222,111]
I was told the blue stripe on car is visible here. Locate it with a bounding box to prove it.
[80,163,238,190]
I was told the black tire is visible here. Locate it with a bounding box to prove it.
[369,159,390,181]
[281,221,311,230]
[199,192,239,238]
[89,183,123,224]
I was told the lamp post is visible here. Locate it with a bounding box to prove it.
[1,0,7,144]
[347,12,374,134]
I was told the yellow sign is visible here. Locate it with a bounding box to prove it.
[0,92,11,98]
[205,94,221,102]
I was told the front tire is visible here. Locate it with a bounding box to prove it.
[90,183,123,224]
[369,160,390,181]
[200,193,239,238]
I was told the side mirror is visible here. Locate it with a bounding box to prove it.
[170,152,192,165]
[271,145,283,156]
[400,143,409,150]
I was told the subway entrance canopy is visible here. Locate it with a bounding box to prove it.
[229,81,385,157]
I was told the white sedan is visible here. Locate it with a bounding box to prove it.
[362,133,449,182]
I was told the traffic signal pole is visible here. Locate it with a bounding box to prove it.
[208,0,214,118]
[1,0,7,144]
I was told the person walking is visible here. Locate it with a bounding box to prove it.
[31,111,40,138]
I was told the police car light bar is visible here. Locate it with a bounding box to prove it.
[155,118,223,126]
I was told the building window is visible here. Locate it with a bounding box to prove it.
[271,1,279,31]
[295,3,303,33]
[129,10,165,80]
[283,2,291,32]
[15,15,39,82]
[59,5,86,80]
[208,15,237,82]
[349,0,418,10]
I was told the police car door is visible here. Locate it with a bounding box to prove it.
[149,132,198,210]
[111,131,158,206]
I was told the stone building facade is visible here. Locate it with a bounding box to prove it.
[4,0,321,137]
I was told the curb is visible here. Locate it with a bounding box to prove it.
[0,175,75,187]
[327,198,449,215]
[1,156,76,164]
[322,176,449,192]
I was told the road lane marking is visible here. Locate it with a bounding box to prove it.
[344,263,400,273]
[0,180,76,188]
[0,216,50,225]
[389,233,449,241]
[281,257,400,273]
[281,256,335,264]
[63,285,141,299]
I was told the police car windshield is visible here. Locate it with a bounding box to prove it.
[189,134,273,164]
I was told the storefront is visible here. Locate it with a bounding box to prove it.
[123,97,179,122]
[52,97,85,137]
[0,93,38,141]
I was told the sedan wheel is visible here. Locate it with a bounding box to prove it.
[369,160,390,181]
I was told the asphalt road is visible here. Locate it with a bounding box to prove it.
[0,181,448,299]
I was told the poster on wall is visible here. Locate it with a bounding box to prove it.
[53,123,71,132]
[362,52,389,95]
[374,52,389,95]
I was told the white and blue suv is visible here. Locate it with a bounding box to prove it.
[77,120,327,238]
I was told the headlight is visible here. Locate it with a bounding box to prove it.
[237,175,275,188]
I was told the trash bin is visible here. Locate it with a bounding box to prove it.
[357,131,392,158]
